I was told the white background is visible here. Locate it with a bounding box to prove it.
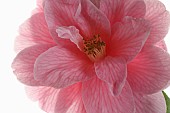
[0,0,170,113]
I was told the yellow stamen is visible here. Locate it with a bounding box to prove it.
[83,34,106,62]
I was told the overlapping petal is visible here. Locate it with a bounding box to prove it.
[90,0,100,8]
[55,83,86,113]
[95,56,127,95]
[36,0,43,9]
[32,0,44,14]
[82,78,135,113]
[134,92,166,113]
[100,0,146,25]
[144,0,170,44]
[43,0,79,45]
[12,44,54,86]
[127,46,170,94]
[34,46,95,88]
[126,1,146,18]
[75,0,111,43]
[26,86,60,113]
[56,26,84,50]
[110,17,150,63]
[26,83,86,113]
[155,40,167,51]
[44,0,79,27]
[15,13,54,52]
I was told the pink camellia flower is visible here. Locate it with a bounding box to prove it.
[12,0,170,113]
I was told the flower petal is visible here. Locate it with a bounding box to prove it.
[32,0,44,14]
[15,13,54,52]
[56,26,84,50]
[95,56,127,95]
[75,0,111,42]
[12,44,54,86]
[82,78,135,113]
[55,83,86,113]
[134,92,166,113]
[110,17,150,62]
[26,86,60,113]
[100,0,146,25]
[90,0,100,8]
[144,0,170,44]
[100,0,124,25]
[43,0,79,44]
[44,0,78,27]
[34,46,95,88]
[36,0,43,9]
[127,46,170,94]
[155,40,167,51]
[126,1,146,18]
[26,83,86,113]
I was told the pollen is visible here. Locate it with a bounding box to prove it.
[83,34,106,62]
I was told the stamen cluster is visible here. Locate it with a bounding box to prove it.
[83,34,106,61]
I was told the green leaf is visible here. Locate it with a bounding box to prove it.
[163,91,170,113]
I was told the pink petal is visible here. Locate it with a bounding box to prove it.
[44,0,78,27]
[32,0,44,14]
[90,0,100,8]
[134,92,166,113]
[126,1,146,18]
[82,78,135,113]
[26,83,86,113]
[12,44,54,86]
[100,0,146,25]
[15,13,55,52]
[110,17,150,62]
[100,0,123,25]
[95,56,127,95]
[55,83,86,113]
[36,0,43,8]
[155,40,167,51]
[43,0,79,44]
[34,0,44,13]
[56,26,84,50]
[34,46,95,88]
[144,0,170,44]
[127,46,170,94]
[75,0,111,43]
[26,86,60,113]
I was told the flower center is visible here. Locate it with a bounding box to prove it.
[83,34,106,62]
